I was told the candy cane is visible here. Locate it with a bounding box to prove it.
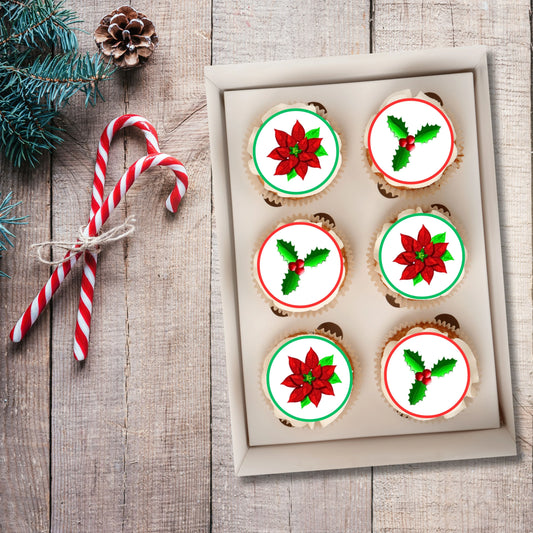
[75,115,161,361]
[10,152,188,350]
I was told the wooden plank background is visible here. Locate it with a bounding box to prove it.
[0,0,531,531]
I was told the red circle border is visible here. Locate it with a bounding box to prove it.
[256,221,344,309]
[367,98,455,185]
[383,331,471,419]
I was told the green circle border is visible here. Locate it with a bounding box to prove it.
[378,213,466,300]
[252,108,340,195]
[266,334,353,423]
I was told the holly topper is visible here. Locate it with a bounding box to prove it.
[268,120,328,180]
[276,239,330,295]
[387,115,441,171]
[403,348,457,405]
[281,347,342,408]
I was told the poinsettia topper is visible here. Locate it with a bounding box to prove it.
[281,347,342,407]
[268,120,328,180]
[403,348,457,405]
[394,225,454,286]
[276,239,330,295]
[387,115,441,171]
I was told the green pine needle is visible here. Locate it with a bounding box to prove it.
[0,191,28,278]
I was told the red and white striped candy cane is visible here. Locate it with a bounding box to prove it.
[10,152,188,350]
[75,115,161,360]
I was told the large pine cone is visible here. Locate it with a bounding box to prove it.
[94,6,158,69]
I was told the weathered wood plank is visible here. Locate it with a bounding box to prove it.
[0,164,51,532]
[371,1,532,531]
[119,1,212,531]
[211,2,372,531]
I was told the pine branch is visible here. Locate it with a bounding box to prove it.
[0,191,28,278]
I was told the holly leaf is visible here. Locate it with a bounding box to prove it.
[277,239,298,262]
[304,247,330,267]
[387,115,409,138]
[315,145,328,157]
[414,123,441,143]
[431,232,446,243]
[281,269,300,295]
[301,396,311,408]
[403,349,425,373]
[431,357,457,377]
[413,273,423,286]
[287,168,297,181]
[441,250,454,261]
[392,146,410,171]
[305,127,320,139]
[408,380,427,405]
[329,372,342,384]
[319,355,334,366]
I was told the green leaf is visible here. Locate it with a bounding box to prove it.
[441,250,454,262]
[392,146,410,171]
[315,145,328,157]
[305,127,320,139]
[301,396,311,408]
[413,273,423,286]
[414,123,441,143]
[287,168,297,181]
[431,357,457,377]
[403,349,425,373]
[431,232,446,243]
[408,380,427,405]
[303,247,330,267]
[319,355,334,366]
[387,115,409,138]
[276,239,298,262]
[281,269,300,295]
[329,373,342,384]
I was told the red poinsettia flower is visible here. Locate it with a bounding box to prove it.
[267,120,323,179]
[393,225,448,284]
[281,347,336,407]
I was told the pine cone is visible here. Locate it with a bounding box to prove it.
[94,6,158,69]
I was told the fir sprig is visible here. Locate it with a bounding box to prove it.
[0,191,28,278]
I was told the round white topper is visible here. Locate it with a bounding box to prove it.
[253,108,340,196]
[266,334,353,422]
[378,213,465,300]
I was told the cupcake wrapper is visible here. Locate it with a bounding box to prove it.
[366,204,470,310]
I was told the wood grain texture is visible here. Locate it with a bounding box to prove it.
[210,2,372,532]
[371,1,532,532]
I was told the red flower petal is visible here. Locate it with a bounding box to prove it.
[308,388,322,407]
[288,386,307,403]
[312,365,322,378]
[307,137,322,153]
[394,252,412,265]
[400,261,424,280]
[302,153,320,168]
[418,225,431,246]
[298,137,308,151]
[274,129,289,147]
[319,365,336,380]
[288,356,302,375]
[425,257,446,273]
[314,379,334,395]
[302,382,312,397]
[401,234,415,252]
[305,347,319,369]
[433,242,448,258]
[424,242,434,257]
[287,135,296,147]
[291,121,305,142]
[281,374,304,387]
[274,159,293,175]
[267,147,290,160]
[421,265,435,284]
[295,160,308,179]
[301,363,310,375]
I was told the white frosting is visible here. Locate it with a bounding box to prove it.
[262,334,353,428]
[254,220,345,312]
[381,327,479,420]
[248,103,342,198]
[364,90,457,188]
[374,208,466,300]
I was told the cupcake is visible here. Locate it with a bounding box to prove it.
[380,322,479,420]
[254,217,347,313]
[372,207,466,303]
[364,90,457,190]
[248,103,342,199]
[262,328,354,428]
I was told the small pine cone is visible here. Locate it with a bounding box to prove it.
[94,6,158,69]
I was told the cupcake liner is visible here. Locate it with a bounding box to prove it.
[252,213,354,318]
[244,102,346,206]
[366,204,470,310]
[374,318,480,423]
[259,324,361,430]
[362,91,465,200]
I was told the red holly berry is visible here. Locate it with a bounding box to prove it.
[422,377,432,386]
[288,262,297,271]
[399,138,407,148]
[295,266,305,276]
[423,369,431,379]
[415,372,424,381]
[406,143,415,152]
[296,259,305,268]
[407,135,415,144]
